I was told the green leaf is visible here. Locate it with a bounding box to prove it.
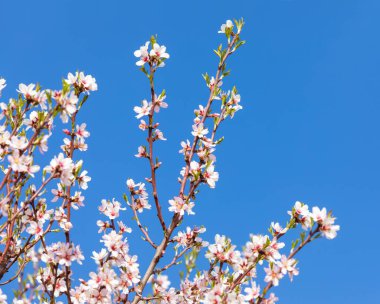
[62,79,71,94]
[222,70,231,77]
[150,35,157,45]
[79,94,89,109]
[215,136,224,145]
[140,66,149,77]
[202,73,210,85]
[159,89,166,99]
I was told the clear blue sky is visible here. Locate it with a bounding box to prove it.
[1,0,379,303]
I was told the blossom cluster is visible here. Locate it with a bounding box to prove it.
[134,39,170,68]
[0,19,339,304]
[0,70,96,303]
[71,197,140,303]
[139,200,339,304]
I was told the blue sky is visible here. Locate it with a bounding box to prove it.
[1,0,379,303]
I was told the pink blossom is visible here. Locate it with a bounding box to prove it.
[76,123,90,138]
[208,76,223,90]
[150,43,170,62]
[78,170,91,190]
[179,140,191,154]
[244,281,260,301]
[91,248,108,264]
[277,255,299,281]
[44,153,74,185]
[135,145,147,158]
[153,94,168,112]
[218,20,234,34]
[9,135,28,150]
[134,41,150,66]
[155,129,167,140]
[26,221,44,239]
[203,163,219,188]
[168,196,195,216]
[271,222,288,235]
[99,198,125,220]
[191,123,209,138]
[0,78,6,97]
[134,99,151,119]
[101,230,124,257]
[17,83,36,100]
[139,119,148,130]
[8,150,39,176]
[319,212,340,240]
[264,265,283,287]
[66,72,98,92]
[264,293,279,304]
